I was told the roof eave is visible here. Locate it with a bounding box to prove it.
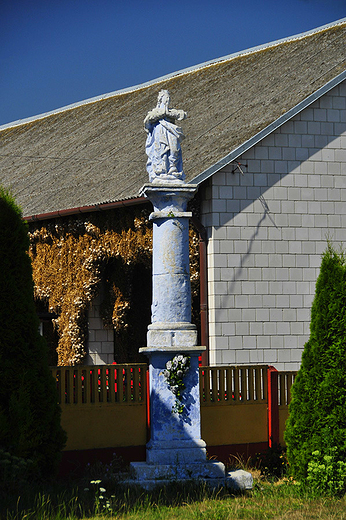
[24,196,148,222]
[189,69,346,186]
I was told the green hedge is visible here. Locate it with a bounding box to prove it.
[0,188,66,479]
[285,244,346,483]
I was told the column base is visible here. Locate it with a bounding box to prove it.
[130,460,225,483]
[146,438,207,464]
[125,463,253,491]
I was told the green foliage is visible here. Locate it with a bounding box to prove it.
[3,473,346,520]
[255,444,288,479]
[285,244,346,486]
[307,447,346,497]
[3,449,346,520]
[0,187,66,480]
[0,448,35,492]
[84,453,126,483]
[83,480,116,514]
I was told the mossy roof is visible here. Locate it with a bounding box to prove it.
[1,20,346,218]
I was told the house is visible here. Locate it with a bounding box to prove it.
[1,18,345,370]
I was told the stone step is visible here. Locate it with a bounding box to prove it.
[130,460,226,481]
[123,467,253,491]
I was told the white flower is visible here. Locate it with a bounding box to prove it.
[164,355,191,413]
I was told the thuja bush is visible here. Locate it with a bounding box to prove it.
[285,244,346,488]
[0,188,66,481]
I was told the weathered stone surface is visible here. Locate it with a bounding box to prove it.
[226,469,253,491]
[146,323,198,348]
[144,90,187,183]
[130,460,226,481]
[139,184,197,214]
[123,467,253,491]
[131,134,253,489]
[140,349,206,464]
[140,183,197,326]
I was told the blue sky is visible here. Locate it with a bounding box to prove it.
[1,0,345,126]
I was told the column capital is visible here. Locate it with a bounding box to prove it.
[139,183,198,213]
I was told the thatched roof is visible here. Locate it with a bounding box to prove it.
[1,19,346,218]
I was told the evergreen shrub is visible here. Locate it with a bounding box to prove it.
[0,188,66,480]
[285,244,346,488]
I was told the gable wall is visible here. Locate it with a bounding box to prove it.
[200,81,346,370]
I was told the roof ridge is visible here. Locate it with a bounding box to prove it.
[205,17,346,67]
[1,17,346,131]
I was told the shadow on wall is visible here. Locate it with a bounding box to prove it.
[203,115,346,364]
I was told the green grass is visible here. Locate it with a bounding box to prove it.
[2,471,346,519]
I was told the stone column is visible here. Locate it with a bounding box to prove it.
[130,183,225,484]
[144,183,198,346]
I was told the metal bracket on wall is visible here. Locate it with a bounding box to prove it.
[231,161,248,175]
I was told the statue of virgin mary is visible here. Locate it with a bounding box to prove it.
[144,90,187,183]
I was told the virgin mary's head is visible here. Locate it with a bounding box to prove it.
[157,90,170,109]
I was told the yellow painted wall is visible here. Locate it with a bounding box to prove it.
[60,401,268,451]
[201,403,268,446]
[61,402,147,450]
[279,407,289,446]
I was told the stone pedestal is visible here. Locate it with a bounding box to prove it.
[130,345,227,486]
[139,346,206,463]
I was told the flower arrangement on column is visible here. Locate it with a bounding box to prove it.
[163,354,191,414]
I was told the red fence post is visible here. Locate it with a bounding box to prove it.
[146,368,150,442]
[267,366,279,448]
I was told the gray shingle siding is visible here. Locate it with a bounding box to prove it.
[201,81,346,370]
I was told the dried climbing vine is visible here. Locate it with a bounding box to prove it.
[28,206,200,366]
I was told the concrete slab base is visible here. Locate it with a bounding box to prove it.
[130,460,226,481]
[125,463,253,491]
